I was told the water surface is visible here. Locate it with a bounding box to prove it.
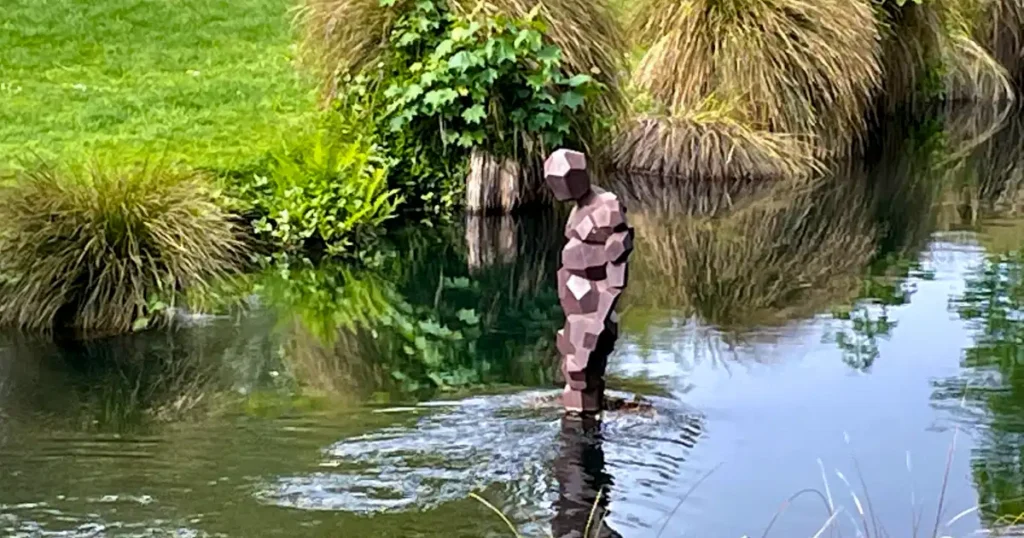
[4,109,1024,537]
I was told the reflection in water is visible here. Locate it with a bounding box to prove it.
[941,248,1024,528]
[931,107,1024,531]
[252,393,701,537]
[552,417,620,538]
[9,108,1024,536]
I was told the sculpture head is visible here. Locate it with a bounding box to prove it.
[544,149,591,202]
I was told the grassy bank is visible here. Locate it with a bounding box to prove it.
[0,0,319,170]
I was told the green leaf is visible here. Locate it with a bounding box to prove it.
[451,22,480,42]
[462,104,486,124]
[537,45,561,63]
[132,317,151,332]
[457,308,480,325]
[405,83,425,101]
[566,74,592,87]
[559,91,585,110]
[423,88,458,109]
[528,112,553,131]
[434,39,455,58]
[448,51,473,71]
[398,31,421,47]
[444,277,471,289]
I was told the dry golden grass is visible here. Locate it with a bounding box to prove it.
[611,106,821,179]
[607,98,823,214]
[877,0,1014,109]
[944,5,1015,103]
[973,0,1024,84]
[629,0,882,152]
[876,1,946,113]
[295,0,395,99]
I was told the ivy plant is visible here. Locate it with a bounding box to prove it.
[379,0,601,153]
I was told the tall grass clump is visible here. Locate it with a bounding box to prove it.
[0,165,248,335]
[629,0,883,153]
[610,99,823,213]
[876,0,1014,111]
[972,0,1024,86]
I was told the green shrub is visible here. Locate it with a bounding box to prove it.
[318,0,609,216]
[232,129,403,263]
[0,164,248,334]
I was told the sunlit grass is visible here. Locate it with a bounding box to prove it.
[0,0,320,171]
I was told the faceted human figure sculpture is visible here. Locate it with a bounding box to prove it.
[544,149,634,416]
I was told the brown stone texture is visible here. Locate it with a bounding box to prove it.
[544,149,634,416]
[544,149,590,202]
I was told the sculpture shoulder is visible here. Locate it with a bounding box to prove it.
[566,193,628,242]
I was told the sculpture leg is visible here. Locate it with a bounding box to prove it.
[562,327,616,416]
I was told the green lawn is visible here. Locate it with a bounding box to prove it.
[0,0,320,170]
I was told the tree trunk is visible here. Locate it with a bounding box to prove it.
[465,215,518,272]
[465,149,522,214]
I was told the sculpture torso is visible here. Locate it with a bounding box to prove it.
[555,187,634,413]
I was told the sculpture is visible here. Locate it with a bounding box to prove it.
[544,149,634,416]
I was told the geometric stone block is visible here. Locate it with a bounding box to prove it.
[566,314,603,357]
[594,283,622,320]
[605,261,628,289]
[544,149,590,202]
[556,328,575,356]
[568,212,597,242]
[562,386,584,410]
[560,274,600,315]
[590,196,627,234]
[562,361,587,389]
[562,238,608,280]
[604,229,634,263]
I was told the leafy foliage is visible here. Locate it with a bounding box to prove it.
[230,128,403,263]
[326,0,607,217]
[377,0,603,153]
[0,164,248,334]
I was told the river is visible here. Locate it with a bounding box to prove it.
[2,107,1024,537]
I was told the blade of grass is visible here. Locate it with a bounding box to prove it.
[585,486,605,538]
[761,488,833,538]
[656,462,723,537]
[470,492,522,538]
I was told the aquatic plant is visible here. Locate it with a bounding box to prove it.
[0,164,247,334]
[629,0,882,152]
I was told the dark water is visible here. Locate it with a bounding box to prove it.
[5,107,1024,537]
